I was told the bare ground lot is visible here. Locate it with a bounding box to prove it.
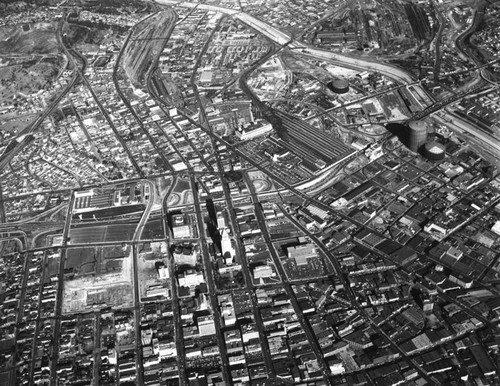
[0,22,59,55]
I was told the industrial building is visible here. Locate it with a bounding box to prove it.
[326,78,350,94]
[423,141,446,161]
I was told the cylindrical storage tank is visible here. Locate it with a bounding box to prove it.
[407,120,428,152]
[423,141,445,161]
[326,78,349,94]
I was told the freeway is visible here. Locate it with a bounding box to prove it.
[434,110,500,155]
[155,0,421,98]
[408,80,490,121]
[16,16,79,139]
[306,80,423,121]
[49,191,76,386]
[129,179,156,386]
[292,44,415,84]
[155,0,289,43]
[157,0,239,16]
[132,180,156,242]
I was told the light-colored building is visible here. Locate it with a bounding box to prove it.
[235,122,272,141]
[217,211,226,230]
[253,265,273,279]
[178,270,205,288]
[158,267,169,280]
[221,228,236,263]
[173,225,192,239]
[198,315,216,336]
[288,243,316,266]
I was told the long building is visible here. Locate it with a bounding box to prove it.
[274,110,355,165]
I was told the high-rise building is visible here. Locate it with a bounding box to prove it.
[406,120,428,152]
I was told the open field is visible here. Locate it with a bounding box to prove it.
[0,370,13,386]
[0,59,60,100]
[141,218,165,240]
[101,245,129,274]
[65,247,97,275]
[0,113,38,134]
[62,246,133,312]
[74,204,145,220]
[69,223,138,244]
[102,244,130,259]
[0,22,59,55]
